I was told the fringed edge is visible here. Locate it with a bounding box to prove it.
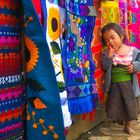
[68,94,99,115]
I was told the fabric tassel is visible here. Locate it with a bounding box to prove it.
[68,94,99,115]
[82,113,89,120]
[82,109,95,122]
[89,109,95,122]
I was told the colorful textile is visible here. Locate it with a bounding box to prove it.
[101,1,119,27]
[119,0,140,48]
[63,0,99,114]
[43,0,72,127]
[128,0,140,49]
[118,0,128,33]
[82,0,104,121]
[0,0,25,139]
[21,0,66,139]
[92,0,104,105]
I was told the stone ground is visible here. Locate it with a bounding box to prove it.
[76,115,140,140]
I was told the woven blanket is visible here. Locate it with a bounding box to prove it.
[101,0,119,27]
[92,0,104,105]
[0,0,25,139]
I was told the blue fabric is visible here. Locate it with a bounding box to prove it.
[68,94,99,114]
[62,0,99,114]
[21,0,66,139]
[40,0,47,35]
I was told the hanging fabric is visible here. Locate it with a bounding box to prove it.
[127,0,140,49]
[82,0,104,121]
[42,0,72,128]
[32,0,42,23]
[128,0,140,92]
[92,0,104,105]
[63,0,100,115]
[21,0,66,139]
[118,0,128,35]
[101,0,119,27]
[0,0,26,139]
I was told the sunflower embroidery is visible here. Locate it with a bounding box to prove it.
[25,36,39,72]
[47,7,61,41]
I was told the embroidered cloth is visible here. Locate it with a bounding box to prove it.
[63,0,99,114]
[43,0,72,127]
[21,0,66,139]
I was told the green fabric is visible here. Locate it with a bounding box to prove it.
[111,67,132,82]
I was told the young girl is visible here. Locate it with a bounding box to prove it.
[101,23,140,135]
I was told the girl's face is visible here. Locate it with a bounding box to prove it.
[103,29,123,50]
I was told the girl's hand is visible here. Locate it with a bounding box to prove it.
[126,63,134,73]
[108,46,117,58]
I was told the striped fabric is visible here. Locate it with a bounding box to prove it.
[0,0,26,139]
[113,47,133,65]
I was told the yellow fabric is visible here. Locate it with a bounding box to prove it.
[101,1,118,8]
[101,0,119,27]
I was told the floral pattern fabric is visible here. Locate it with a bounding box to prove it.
[44,0,72,127]
[63,0,100,114]
[21,0,66,139]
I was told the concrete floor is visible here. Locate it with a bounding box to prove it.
[67,106,105,140]
[76,115,140,140]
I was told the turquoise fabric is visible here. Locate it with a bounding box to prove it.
[21,0,66,139]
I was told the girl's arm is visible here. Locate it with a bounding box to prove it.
[101,49,113,71]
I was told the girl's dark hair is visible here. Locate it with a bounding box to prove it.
[101,23,127,45]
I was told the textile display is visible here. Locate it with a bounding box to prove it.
[118,0,140,48]
[127,0,140,49]
[82,0,104,122]
[44,0,72,128]
[21,0,66,139]
[92,0,104,105]
[130,0,140,91]
[63,0,99,115]
[0,0,26,139]
[137,0,140,87]
[101,0,119,27]
[118,0,128,31]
